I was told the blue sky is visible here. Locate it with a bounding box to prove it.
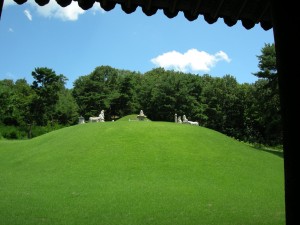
[1,0,274,89]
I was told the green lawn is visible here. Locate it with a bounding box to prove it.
[0,121,285,225]
[116,114,151,121]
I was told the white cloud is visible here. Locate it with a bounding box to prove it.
[151,49,231,73]
[9,28,14,32]
[29,0,85,21]
[24,9,33,21]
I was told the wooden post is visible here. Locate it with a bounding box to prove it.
[271,1,300,224]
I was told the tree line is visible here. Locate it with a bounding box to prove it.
[0,43,281,146]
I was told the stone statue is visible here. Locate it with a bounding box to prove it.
[182,114,199,126]
[182,115,189,123]
[177,116,182,123]
[89,110,105,122]
[137,110,147,121]
[175,114,199,126]
[99,110,105,122]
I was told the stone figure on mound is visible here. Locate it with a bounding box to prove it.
[89,110,105,122]
[137,110,147,121]
[99,110,105,122]
[177,116,182,123]
[182,114,199,126]
[182,115,189,123]
[175,114,198,126]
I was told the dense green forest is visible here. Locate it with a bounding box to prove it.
[0,43,281,146]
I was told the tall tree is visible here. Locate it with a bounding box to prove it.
[253,43,277,81]
[30,67,66,126]
[73,66,122,120]
[54,89,79,125]
[139,68,205,122]
[0,79,17,125]
[251,43,282,145]
[113,73,140,117]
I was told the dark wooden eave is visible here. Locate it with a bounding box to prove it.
[9,0,273,30]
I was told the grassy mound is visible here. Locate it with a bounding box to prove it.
[0,121,285,225]
[116,114,151,122]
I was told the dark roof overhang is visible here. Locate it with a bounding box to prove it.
[11,0,273,30]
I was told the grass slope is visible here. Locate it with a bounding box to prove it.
[116,114,151,122]
[0,121,285,225]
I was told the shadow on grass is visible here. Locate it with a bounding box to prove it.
[251,145,283,158]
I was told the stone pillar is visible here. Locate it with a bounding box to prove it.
[78,116,85,124]
[175,113,177,123]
